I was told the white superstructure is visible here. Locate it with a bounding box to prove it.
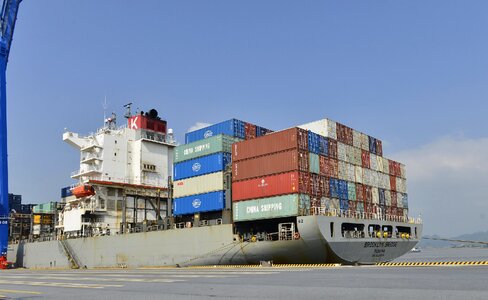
[59,108,176,237]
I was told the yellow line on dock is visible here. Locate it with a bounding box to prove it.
[0,289,42,295]
[376,261,488,267]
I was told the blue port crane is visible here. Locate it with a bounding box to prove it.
[0,0,22,264]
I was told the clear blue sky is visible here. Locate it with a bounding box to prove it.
[5,1,488,236]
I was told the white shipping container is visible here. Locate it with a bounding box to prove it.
[352,130,361,149]
[396,178,407,193]
[403,208,409,219]
[338,161,348,180]
[397,192,403,208]
[400,164,406,179]
[381,173,390,190]
[337,142,347,162]
[321,197,340,211]
[385,190,392,206]
[370,153,378,171]
[355,166,363,184]
[298,119,337,140]
[345,145,354,164]
[354,147,362,166]
[360,133,369,151]
[347,163,356,182]
[173,172,224,198]
[382,157,390,174]
[362,168,371,186]
[372,187,379,204]
[377,156,384,173]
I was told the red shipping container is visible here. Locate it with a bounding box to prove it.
[328,139,338,159]
[397,207,403,217]
[349,200,357,212]
[232,149,309,181]
[232,171,309,201]
[390,175,397,192]
[364,185,373,203]
[395,162,401,177]
[232,127,308,162]
[320,156,338,178]
[310,173,321,197]
[319,175,330,197]
[376,140,383,157]
[244,122,256,140]
[345,126,353,146]
[356,183,364,201]
[391,192,397,207]
[361,150,370,169]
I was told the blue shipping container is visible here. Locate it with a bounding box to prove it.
[308,131,320,154]
[61,186,73,198]
[318,136,329,157]
[173,152,231,181]
[338,180,348,200]
[185,119,245,144]
[256,126,273,137]
[329,178,339,198]
[340,199,349,211]
[369,136,377,154]
[378,188,386,205]
[173,191,225,215]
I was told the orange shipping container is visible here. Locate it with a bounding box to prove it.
[232,127,308,162]
[232,149,309,181]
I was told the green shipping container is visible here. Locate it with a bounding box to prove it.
[32,202,57,214]
[347,182,356,201]
[309,153,319,174]
[174,134,241,163]
[233,194,310,222]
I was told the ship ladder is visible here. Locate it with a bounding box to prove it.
[59,238,81,269]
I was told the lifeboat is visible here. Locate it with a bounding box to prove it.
[72,184,95,198]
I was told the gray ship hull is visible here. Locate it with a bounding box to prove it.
[7,215,422,268]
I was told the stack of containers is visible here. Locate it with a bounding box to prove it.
[173,119,272,216]
[299,119,409,220]
[231,128,311,222]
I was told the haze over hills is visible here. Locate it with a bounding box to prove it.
[420,231,488,248]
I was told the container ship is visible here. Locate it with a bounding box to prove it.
[7,105,422,269]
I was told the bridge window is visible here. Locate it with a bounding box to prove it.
[341,223,365,238]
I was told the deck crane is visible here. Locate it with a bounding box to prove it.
[0,0,22,268]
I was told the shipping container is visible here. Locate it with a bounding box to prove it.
[355,165,363,184]
[319,156,338,178]
[174,134,240,163]
[319,176,330,198]
[369,136,377,154]
[256,126,274,137]
[173,191,225,215]
[318,136,329,157]
[173,152,231,180]
[185,119,245,144]
[173,172,225,198]
[321,197,340,211]
[365,185,373,203]
[233,194,310,222]
[400,164,406,179]
[329,178,339,198]
[347,163,356,182]
[309,153,320,174]
[298,119,337,140]
[370,153,378,171]
[352,130,361,149]
[61,186,73,198]
[232,171,309,201]
[378,188,386,205]
[338,180,348,200]
[385,190,392,206]
[372,187,379,204]
[391,192,398,207]
[376,156,384,173]
[360,133,369,151]
[340,199,349,211]
[32,202,57,214]
[356,183,364,201]
[308,131,320,154]
[376,140,383,156]
[310,173,321,197]
[361,150,370,169]
[390,175,397,192]
[338,161,347,180]
[328,139,338,159]
[337,142,346,162]
[244,122,257,140]
[382,157,390,174]
[232,149,309,181]
[232,127,308,162]
[347,182,356,201]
